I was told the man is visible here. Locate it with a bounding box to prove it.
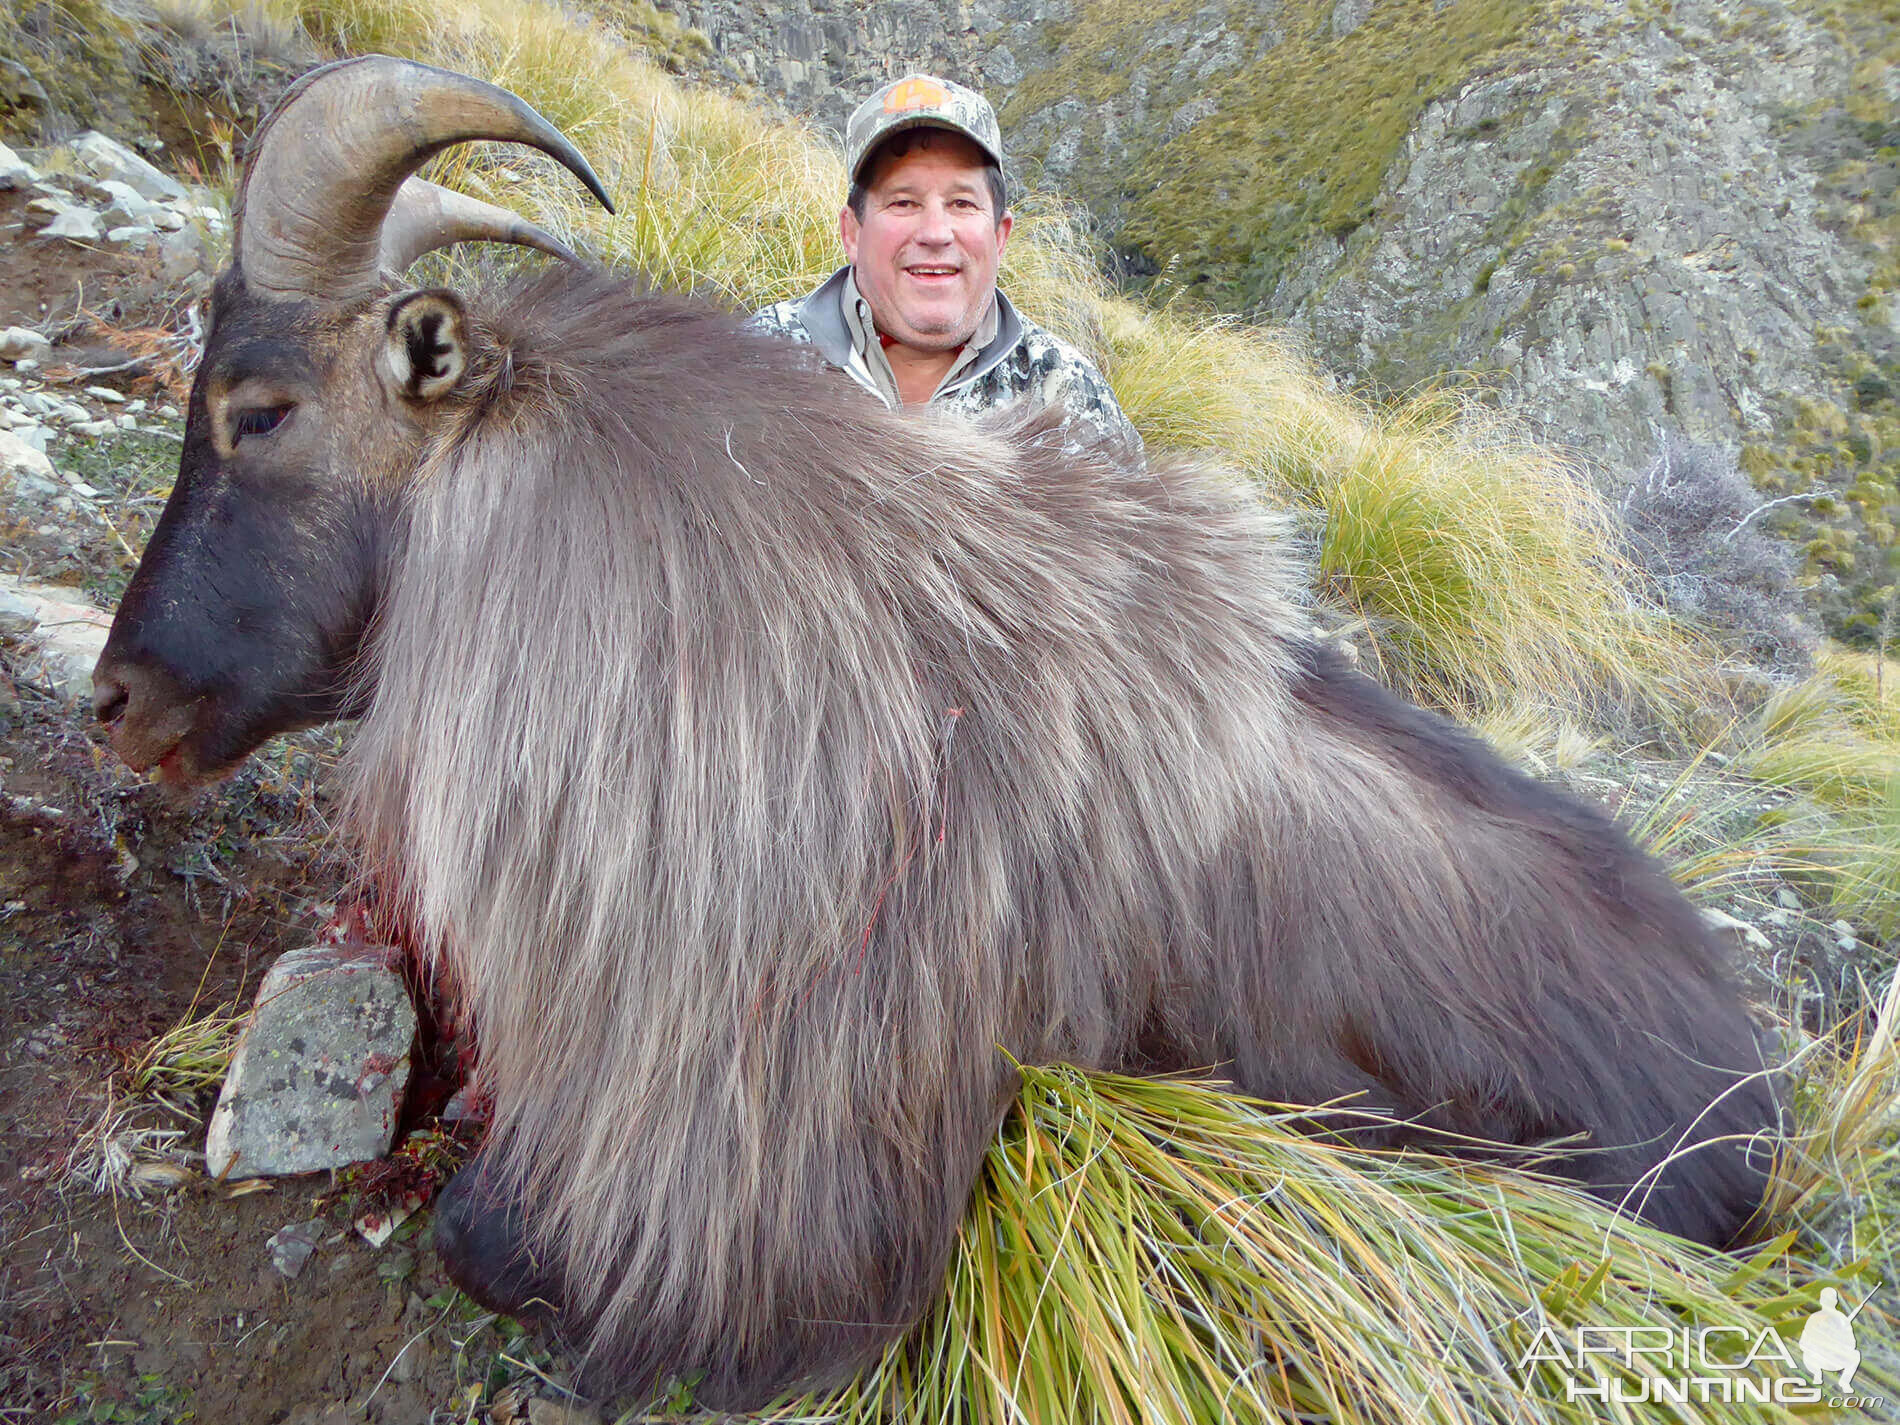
[753,73,1141,451]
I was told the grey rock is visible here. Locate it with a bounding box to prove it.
[267,1219,326,1279]
[94,178,159,228]
[1700,905,1770,954]
[158,225,213,283]
[0,140,38,191]
[38,207,102,242]
[63,131,186,203]
[7,424,49,455]
[0,327,51,363]
[0,429,55,484]
[1331,0,1373,37]
[0,576,112,703]
[71,420,114,438]
[84,385,126,403]
[204,946,417,1180]
[104,226,153,249]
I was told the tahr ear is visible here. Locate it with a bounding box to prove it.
[380,290,468,403]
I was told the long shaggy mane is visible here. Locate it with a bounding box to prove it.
[343,271,1774,1405]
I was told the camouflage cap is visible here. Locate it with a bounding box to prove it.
[845,74,1003,185]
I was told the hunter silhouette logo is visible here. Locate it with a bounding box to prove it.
[1799,1287,1864,1391]
[884,77,949,113]
[1517,1282,1886,1408]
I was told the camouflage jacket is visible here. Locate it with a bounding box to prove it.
[751,266,1143,454]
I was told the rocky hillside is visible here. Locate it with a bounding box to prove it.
[658,0,1896,638]
[4,0,1896,636]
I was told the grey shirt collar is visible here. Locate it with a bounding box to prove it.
[796,265,1024,406]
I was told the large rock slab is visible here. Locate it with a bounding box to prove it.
[0,574,112,703]
[0,140,37,191]
[205,946,417,1180]
[62,131,186,203]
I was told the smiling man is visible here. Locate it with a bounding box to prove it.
[753,74,1141,451]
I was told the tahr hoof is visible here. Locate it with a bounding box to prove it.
[433,1158,565,1318]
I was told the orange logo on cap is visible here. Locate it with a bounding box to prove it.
[884,78,949,113]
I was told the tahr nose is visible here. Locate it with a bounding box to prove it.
[90,654,200,772]
[93,654,181,728]
[92,660,131,726]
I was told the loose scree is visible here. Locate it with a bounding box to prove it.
[92,56,1781,1411]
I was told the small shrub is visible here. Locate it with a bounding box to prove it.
[1620,431,1817,674]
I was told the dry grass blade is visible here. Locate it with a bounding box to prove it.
[124,1002,248,1104]
[63,1004,246,1200]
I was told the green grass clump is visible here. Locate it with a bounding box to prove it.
[783,1051,1896,1425]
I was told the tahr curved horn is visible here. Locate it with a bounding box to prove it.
[235,54,614,302]
[379,177,584,276]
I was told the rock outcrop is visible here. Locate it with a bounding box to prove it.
[659,0,1897,637]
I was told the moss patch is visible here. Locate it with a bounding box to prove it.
[0,0,146,142]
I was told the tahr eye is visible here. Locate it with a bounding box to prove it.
[234,404,292,440]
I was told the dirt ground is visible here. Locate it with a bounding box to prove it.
[0,694,558,1424]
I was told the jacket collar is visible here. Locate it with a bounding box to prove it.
[795,265,1025,400]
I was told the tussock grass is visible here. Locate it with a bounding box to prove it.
[1068,300,1696,718]
[1469,705,1603,774]
[159,0,1702,719]
[1746,649,1900,807]
[1710,649,1900,934]
[788,1047,1898,1425]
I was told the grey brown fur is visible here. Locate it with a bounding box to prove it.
[349,274,1772,1404]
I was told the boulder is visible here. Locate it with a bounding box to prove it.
[94,178,159,228]
[0,140,37,191]
[63,131,185,203]
[204,945,417,1180]
[0,574,113,703]
[0,327,51,363]
[0,428,56,487]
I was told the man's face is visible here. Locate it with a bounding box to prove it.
[841,131,1012,353]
